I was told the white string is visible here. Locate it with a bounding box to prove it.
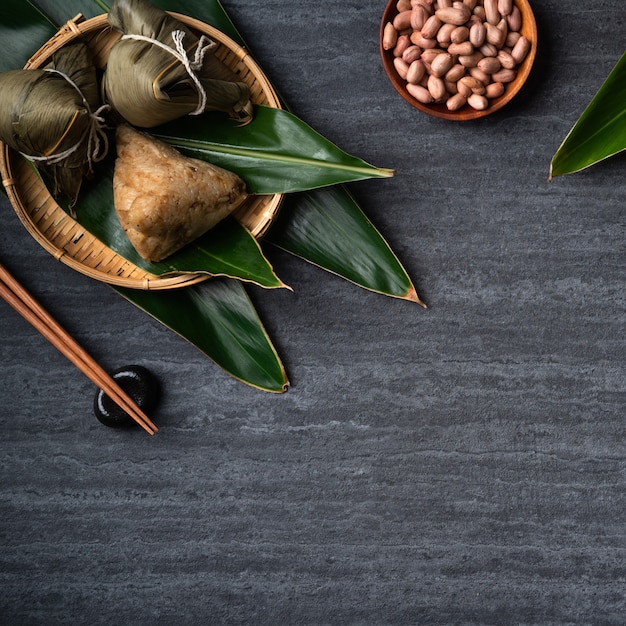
[20,68,110,170]
[121,30,216,115]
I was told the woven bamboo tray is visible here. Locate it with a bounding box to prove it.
[0,13,284,290]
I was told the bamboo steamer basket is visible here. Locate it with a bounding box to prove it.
[0,13,284,290]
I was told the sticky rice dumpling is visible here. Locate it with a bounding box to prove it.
[113,124,248,262]
[0,42,107,208]
[103,0,253,128]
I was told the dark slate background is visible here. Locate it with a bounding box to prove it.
[1,1,624,624]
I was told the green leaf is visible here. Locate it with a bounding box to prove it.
[550,50,626,179]
[156,0,420,303]
[4,0,288,393]
[148,0,242,44]
[26,0,241,41]
[156,108,394,195]
[68,164,286,289]
[29,0,109,24]
[0,2,56,71]
[23,0,420,303]
[5,0,423,393]
[114,278,289,393]
[267,186,424,304]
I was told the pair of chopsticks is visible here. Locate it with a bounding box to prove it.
[0,262,158,435]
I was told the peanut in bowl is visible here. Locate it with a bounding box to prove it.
[380,0,537,121]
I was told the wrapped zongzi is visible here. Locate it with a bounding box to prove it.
[0,41,108,209]
[103,0,253,128]
[113,124,248,262]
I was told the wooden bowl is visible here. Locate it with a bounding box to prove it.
[380,0,537,121]
[0,13,284,290]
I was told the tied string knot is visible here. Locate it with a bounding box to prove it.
[121,30,216,116]
[22,68,110,171]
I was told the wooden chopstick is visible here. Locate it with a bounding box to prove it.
[0,263,158,435]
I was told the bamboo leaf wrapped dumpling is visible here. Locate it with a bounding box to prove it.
[103,0,253,128]
[0,42,108,208]
[113,124,248,262]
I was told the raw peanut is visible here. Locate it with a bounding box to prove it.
[505,30,521,47]
[459,75,485,94]
[448,41,474,56]
[446,92,467,110]
[445,63,467,82]
[456,78,472,97]
[394,34,411,57]
[402,44,424,63]
[407,82,434,103]
[427,74,447,100]
[412,0,435,11]
[477,56,501,73]
[507,5,522,31]
[385,0,532,115]
[467,93,488,109]
[421,48,444,64]
[485,81,505,98]
[497,49,517,69]
[406,59,427,83]
[468,66,490,83]
[411,6,429,30]
[458,51,484,67]
[437,23,457,44]
[421,15,443,38]
[411,32,438,48]
[393,57,410,80]
[511,35,531,63]
[435,6,471,26]
[383,22,399,50]
[485,22,506,47]
[430,52,455,77]
[491,67,516,82]
[498,0,513,16]
[450,25,470,43]
[469,21,486,47]
[484,0,500,25]
[473,6,486,20]
[394,10,413,30]
[479,42,498,57]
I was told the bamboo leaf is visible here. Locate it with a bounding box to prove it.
[4,0,289,393]
[29,0,243,44]
[25,0,420,303]
[6,0,424,393]
[149,0,421,303]
[28,0,109,24]
[550,51,626,179]
[148,0,242,44]
[0,2,56,71]
[114,278,289,393]
[156,108,394,195]
[267,187,424,304]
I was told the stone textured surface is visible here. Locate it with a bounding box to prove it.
[1,1,625,624]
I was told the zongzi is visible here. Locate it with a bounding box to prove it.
[0,41,108,209]
[113,124,248,262]
[103,0,253,128]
